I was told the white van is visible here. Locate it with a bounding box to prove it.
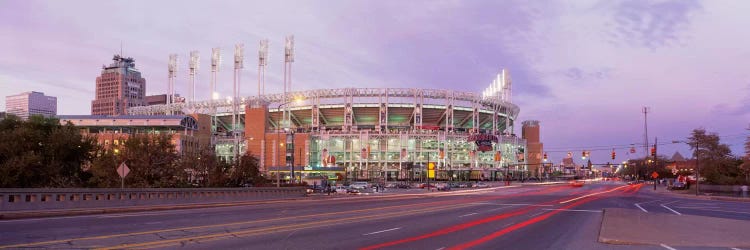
[350,182,369,190]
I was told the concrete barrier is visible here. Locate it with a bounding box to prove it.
[0,187,306,211]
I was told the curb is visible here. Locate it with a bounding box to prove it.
[647,187,750,202]
[0,197,306,220]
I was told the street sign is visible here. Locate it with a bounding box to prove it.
[427,162,435,179]
[651,171,659,179]
[117,162,130,178]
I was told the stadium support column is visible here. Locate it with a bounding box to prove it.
[344,90,353,132]
[413,89,423,131]
[311,94,319,132]
[446,91,454,133]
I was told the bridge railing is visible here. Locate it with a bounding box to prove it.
[0,187,307,211]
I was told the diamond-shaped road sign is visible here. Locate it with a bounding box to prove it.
[117,162,130,178]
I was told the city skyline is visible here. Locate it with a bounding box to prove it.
[1,0,749,163]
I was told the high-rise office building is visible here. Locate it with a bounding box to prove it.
[5,91,57,120]
[91,55,146,115]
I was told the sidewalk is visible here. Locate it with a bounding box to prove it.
[599,207,750,248]
[646,184,750,202]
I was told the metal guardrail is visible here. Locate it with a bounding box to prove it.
[0,187,306,211]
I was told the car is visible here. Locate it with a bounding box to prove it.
[418,183,436,189]
[670,181,686,190]
[436,183,452,191]
[475,182,490,188]
[347,187,361,194]
[350,182,369,190]
[396,183,411,189]
[334,186,349,194]
[570,180,585,187]
[385,183,397,188]
[458,183,469,188]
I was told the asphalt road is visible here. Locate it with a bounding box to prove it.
[0,182,747,250]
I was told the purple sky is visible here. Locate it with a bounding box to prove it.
[1,0,749,164]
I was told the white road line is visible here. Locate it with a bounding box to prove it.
[459,213,478,217]
[529,211,545,217]
[363,227,401,236]
[660,204,682,215]
[660,243,677,250]
[145,222,162,225]
[635,204,648,213]
[503,223,513,227]
[435,247,445,250]
[488,206,512,212]
[559,185,629,204]
[471,202,553,207]
[730,247,743,250]
[542,209,602,213]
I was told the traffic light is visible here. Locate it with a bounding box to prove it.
[543,152,548,161]
[582,151,587,159]
[650,147,656,157]
[611,150,616,160]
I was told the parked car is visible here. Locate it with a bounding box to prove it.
[334,186,349,194]
[418,183,436,189]
[458,183,469,188]
[670,181,686,190]
[396,183,411,189]
[350,182,369,190]
[436,183,452,191]
[475,182,490,188]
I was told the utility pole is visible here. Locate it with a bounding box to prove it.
[642,106,650,182]
[654,137,658,190]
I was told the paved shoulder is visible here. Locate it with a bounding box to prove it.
[599,208,750,248]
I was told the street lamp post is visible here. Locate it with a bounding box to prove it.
[673,140,700,196]
[275,99,300,187]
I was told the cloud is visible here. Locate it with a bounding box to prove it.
[602,0,702,49]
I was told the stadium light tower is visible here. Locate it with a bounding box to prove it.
[233,44,244,163]
[168,54,178,115]
[189,51,200,104]
[258,39,269,100]
[283,35,294,128]
[210,48,221,145]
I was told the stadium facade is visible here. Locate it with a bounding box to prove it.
[130,83,541,182]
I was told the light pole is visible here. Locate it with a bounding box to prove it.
[275,99,302,187]
[673,140,700,195]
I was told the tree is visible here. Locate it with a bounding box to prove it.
[227,153,267,187]
[0,115,97,188]
[687,128,740,185]
[118,133,184,188]
[742,125,750,183]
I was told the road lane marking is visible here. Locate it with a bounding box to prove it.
[471,202,553,207]
[635,204,648,213]
[660,204,682,215]
[529,211,545,217]
[459,213,478,217]
[541,209,601,213]
[488,206,511,212]
[559,185,628,204]
[660,243,676,250]
[363,227,401,236]
[730,248,742,250]
[96,204,476,250]
[0,198,475,249]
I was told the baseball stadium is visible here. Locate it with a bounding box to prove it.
[129,68,541,183]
